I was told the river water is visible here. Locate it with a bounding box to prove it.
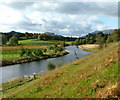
[0,46,92,83]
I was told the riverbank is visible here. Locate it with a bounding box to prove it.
[2,42,119,98]
[1,50,69,66]
[79,44,99,52]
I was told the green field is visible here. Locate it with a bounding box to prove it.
[1,48,55,61]
[1,39,69,66]
[1,49,20,60]
[18,39,71,46]
[19,39,54,45]
[2,42,119,98]
[1,39,71,61]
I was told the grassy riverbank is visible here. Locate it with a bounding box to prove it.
[2,42,119,98]
[1,50,69,66]
[1,39,71,66]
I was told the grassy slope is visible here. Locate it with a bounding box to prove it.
[2,42,119,98]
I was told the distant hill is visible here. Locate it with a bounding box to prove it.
[102,29,115,34]
[43,32,64,37]
[44,32,56,36]
[91,30,101,34]
[91,29,116,34]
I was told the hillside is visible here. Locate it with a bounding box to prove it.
[91,29,115,34]
[2,42,119,98]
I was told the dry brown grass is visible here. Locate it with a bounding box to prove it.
[79,44,99,49]
[1,45,47,50]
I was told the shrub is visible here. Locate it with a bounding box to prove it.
[57,47,64,52]
[56,61,62,67]
[96,34,106,49]
[9,36,18,46]
[33,49,43,56]
[106,35,113,43]
[26,49,33,56]
[60,42,66,47]
[47,61,56,70]
[19,48,26,57]
[48,46,54,50]
[43,49,47,53]
[1,35,8,45]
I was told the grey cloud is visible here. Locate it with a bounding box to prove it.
[16,20,42,32]
[3,2,34,10]
[54,2,117,18]
[40,17,98,36]
[2,2,118,18]
[22,2,117,18]
[0,2,117,36]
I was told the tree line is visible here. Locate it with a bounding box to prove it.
[73,29,120,48]
[0,29,119,46]
[0,31,77,46]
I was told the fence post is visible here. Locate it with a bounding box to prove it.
[33,73,36,79]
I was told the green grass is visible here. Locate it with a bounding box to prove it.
[1,46,68,66]
[18,39,71,46]
[1,48,64,61]
[1,49,37,60]
[19,39,54,46]
[2,42,119,98]
[1,49,21,60]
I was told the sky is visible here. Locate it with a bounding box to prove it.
[0,0,118,37]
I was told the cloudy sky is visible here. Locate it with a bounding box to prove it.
[0,0,118,37]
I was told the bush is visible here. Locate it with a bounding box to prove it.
[60,42,66,47]
[47,61,56,70]
[53,47,58,53]
[96,34,106,49]
[25,49,33,56]
[1,35,8,45]
[56,61,62,67]
[19,48,33,57]
[9,36,18,46]
[106,36,113,43]
[33,49,43,56]
[48,46,54,50]
[19,48,26,57]
[43,49,47,53]
[57,47,64,52]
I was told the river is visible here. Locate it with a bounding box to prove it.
[0,46,92,83]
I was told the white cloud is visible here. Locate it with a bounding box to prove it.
[0,2,118,36]
[0,5,22,24]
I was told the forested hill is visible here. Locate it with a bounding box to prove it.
[0,31,77,43]
[0,29,119,46]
